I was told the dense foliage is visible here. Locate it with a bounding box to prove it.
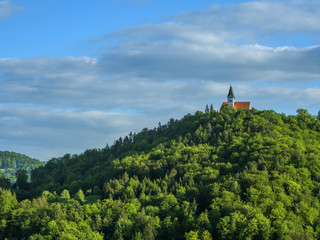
[2,107,320,239]
[0,172,11,189]
[0,151,43,183]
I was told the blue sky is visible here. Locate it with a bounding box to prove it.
[1,0,320,160]
[1,0,217,58]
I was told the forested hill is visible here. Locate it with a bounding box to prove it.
[2,107,320,239]
[29,107,320,197]
[0,151,43,183]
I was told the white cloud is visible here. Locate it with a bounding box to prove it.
[0,1,22,19]
[99,22,320,82]
[173,1,320,35]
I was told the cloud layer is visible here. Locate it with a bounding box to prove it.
[1,0,320,160]
[174,1,320,34]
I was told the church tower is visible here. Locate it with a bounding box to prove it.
[220,85,251,110]
[227,85,235,108]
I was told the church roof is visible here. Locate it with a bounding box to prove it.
[227,85,235,99]
[221,102,251,110]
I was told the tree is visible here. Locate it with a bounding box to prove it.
[143,221,156,240]
[133,231,143,240]
[16,169,29,190]
[185,230,199,240]
[217,211,247,239]
[74,189,85,203]
[0,188,17,216]
[210,104,214,113]
[201,230,212,240]
[60,189,70,201]
[0,173,11,189]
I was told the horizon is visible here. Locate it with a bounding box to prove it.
[1,0,320,161]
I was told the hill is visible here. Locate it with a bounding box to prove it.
[0,151,43,183]
[1,107,320,239]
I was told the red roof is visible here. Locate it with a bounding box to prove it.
[221,102,251,110]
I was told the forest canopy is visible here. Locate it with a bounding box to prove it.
[1,107,320,239]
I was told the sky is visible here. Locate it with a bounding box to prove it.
[1,0,320,161]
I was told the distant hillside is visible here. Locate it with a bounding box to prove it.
[0,151,43,183]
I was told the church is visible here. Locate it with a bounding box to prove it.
[220,85,250,110]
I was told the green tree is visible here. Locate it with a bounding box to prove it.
[201,230,212,240]
[16,169,29,190]
[0,188,17,216]
[0,173,11,189]
[74,189,85,203]
[185,230,199,240]
[60,189,71,201]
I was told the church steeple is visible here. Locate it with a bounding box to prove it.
[220,85,250,111]
[227,85,235,107]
